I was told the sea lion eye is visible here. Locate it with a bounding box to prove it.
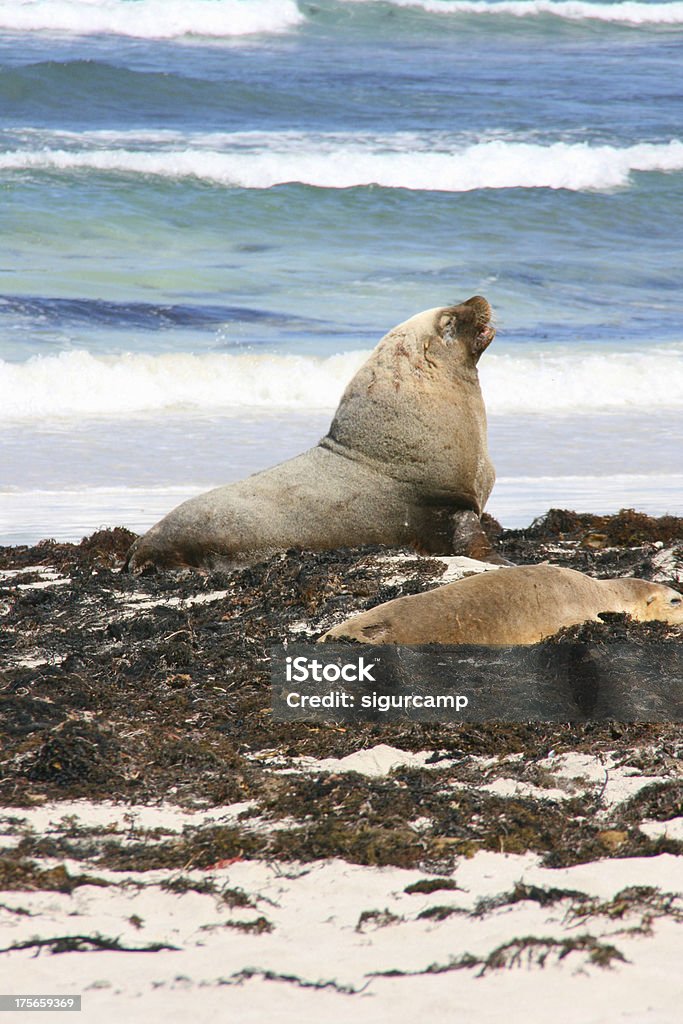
[671,596,682,605]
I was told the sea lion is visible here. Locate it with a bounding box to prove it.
[125,296,498,572]
[318,564,683,645]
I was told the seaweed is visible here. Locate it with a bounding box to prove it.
[0,512,681,878]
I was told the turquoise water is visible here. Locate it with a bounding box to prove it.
[1,0,682,541]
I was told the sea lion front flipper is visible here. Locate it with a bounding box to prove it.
[450,509,515,566]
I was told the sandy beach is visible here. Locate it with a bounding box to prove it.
[1,509,682,1021]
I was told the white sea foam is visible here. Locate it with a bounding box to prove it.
[2,137,683,192]
[2,346,682,422]
[0,0,303,39]
[0,350,368,419]
[3,0,681,36]
[345,0,683,27]
[480,348,683,414]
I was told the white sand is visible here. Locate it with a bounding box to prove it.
[2,849,682,1024]
[1,741,682,1023]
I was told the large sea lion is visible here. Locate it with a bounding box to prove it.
[319,564,683,645]
[125,296,498,572]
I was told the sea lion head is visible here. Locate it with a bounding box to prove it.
[434,295,496,367]
[627,580,683,625]
[380,295,495,379]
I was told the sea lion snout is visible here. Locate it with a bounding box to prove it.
[463,295,496,355]
[462,294,492,322]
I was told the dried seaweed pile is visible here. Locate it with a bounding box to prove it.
[0,509,681,873]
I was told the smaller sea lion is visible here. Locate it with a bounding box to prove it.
[319,564,683,645]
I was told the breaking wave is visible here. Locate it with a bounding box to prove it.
[3,134,683,192]
[2,345,682,420]
[4,0,682,40]
[0,0,303,39]
[343,0,683,27]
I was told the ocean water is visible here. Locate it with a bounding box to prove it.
[1,0,682,545]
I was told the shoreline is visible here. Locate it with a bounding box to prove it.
[2,479,683,547]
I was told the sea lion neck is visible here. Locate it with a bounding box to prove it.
[447,359,481,387]
[323,303,494,502]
